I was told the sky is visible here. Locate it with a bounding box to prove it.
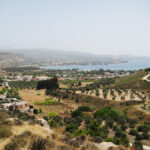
[0,0,150,56]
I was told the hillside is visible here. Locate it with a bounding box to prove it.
[7,49,130,65]
[0,52,30,68]
[112,70,150,91]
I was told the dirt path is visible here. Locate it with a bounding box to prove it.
[143,74,150,82]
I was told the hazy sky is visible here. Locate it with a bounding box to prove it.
[0,0,150,56]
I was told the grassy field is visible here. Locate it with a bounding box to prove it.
[113,71,147,86]
[19,89,79,116]
[111,71,150,91]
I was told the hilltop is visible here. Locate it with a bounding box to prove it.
[0,49,132,67]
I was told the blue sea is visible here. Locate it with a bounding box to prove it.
[42,58,150,71]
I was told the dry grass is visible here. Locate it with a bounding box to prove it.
[81,82,93,87]
[59,81,93,89]
[19,89,49,104]
[0,122,52,150]
[76,89,147,101]
[12,122,51,138]
[19,89,79,116]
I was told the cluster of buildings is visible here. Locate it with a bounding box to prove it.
[57,72,131,81]
[1,101,29,112]
[6,75,50,82]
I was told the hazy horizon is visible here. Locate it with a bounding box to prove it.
[1,0,150,56]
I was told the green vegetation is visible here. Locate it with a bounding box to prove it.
[62,106,135,147]
[94,107,125,121]
[9,81,37,89]
[4,67,39,72]
[37,77,59,90]
[48,112,58,117]
[34,98,58,105]
[7,88,21,99]
[113,71,150,91]
[0,87,8,94]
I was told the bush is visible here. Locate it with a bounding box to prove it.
[135,133,143,140]
[121,125,128,131]
[0,126,12,138]
[72,129,89,137]
[137,125,149,133]
[4,143,16,150]
[78,106,91,112]
[83,113,92,124]
[34,99,58,105]
[65,123,77,133]
[105,119,114,128]
[129,129,138,136]
[33,109,38,114]
[133,140,143,150]
[142,132,149,139]
[49,120,59,128]
[89,120,101,136]
[94,107,125,122]
[43,116,48,121]
[30,137,47,150]
[71,109,82,118]
[48,112,58,117]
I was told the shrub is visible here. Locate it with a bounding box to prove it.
[78,106,91,112]
[39,109,42,113]
[71,109,82,118]
[0,126,12,138]
[105,119,114,128]
[49,120,59,128]
[48,112,58,117]
[43,116,48,121]
[133,140,143,150]
[83,113,92,124]
[14,119,23,126]
[4,143,16,150]
[129,129,138,136]
[33,109,38,114]
[72,129,89,137]
[135,133,143,140]
[89,120,101,136]
[121,125,128,131]
[65,123,77,133]
[142,132,149,139]
[30,137,47,150]
[34,99,58,105]
[137,125,149,132]
[94,107,125,122]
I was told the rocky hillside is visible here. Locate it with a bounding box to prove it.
[0,52,30,68]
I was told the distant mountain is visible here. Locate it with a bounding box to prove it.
[0,52,28,68]
[12,49,130,65]
[0,49,136,67]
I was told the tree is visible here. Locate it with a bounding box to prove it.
[72,109,82,118]
[37,77,59,90]
[58,97,61,103]
[78,82,81,86]
[89,120,101,136]
[76,97,79,103]
[39,109,42,113]
[33,109,38,114]
[96,89,100,97]
[133,140,143,150]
